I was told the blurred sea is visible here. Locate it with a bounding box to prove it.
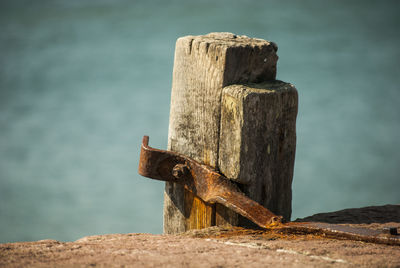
[1,0,399,243]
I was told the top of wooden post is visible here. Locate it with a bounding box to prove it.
[178,32,278,50]
[173,32,278,86]
[173,33,278,97]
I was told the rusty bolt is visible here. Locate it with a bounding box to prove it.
[172,164,189,179]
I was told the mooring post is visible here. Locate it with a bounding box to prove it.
[164,32,298,234]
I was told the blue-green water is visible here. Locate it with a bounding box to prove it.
[1,0,399,243]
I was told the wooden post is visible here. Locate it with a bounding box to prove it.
[164,33,298,233]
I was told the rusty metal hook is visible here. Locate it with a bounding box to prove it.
[138,135,282,228]
[138,136,400,246]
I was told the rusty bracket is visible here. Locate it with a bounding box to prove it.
[137,136,400,246]
[138,135,282,228]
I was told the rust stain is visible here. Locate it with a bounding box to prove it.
[185,190,215,230]
[186,225,400,246]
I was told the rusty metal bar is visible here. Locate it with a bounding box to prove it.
[138,135,282,228]
[138,136,400,246]
[279,222,400,246]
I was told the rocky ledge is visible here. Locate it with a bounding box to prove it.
[1,205,399,267]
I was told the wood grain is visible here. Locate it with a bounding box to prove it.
[164,33,283,233]
[219,82,298,223]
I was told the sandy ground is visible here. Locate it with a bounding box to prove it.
[1,205,399,267]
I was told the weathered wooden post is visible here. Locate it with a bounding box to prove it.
[164,32,298,234]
